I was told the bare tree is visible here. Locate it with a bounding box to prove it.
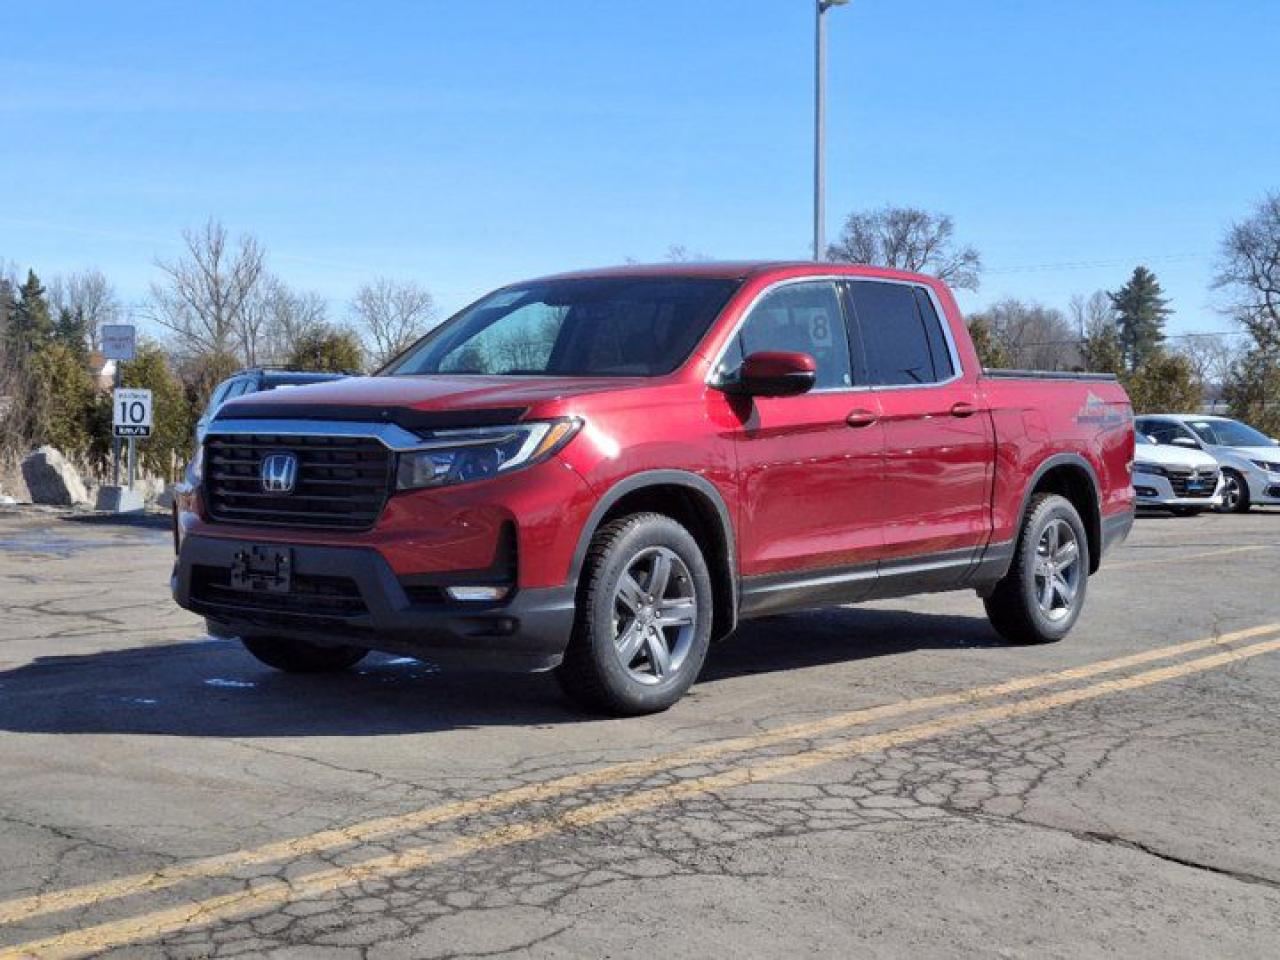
[1176,333,1243,400]
[1068,290,1114,339]
[665,245,712,263]
[1215,192,1280,348]
[968,298,1080,370]
[826,206,983,291]
[235,275,331,367]
[150,219,266,363]
[350,278,436,367]
[47,269,120,350]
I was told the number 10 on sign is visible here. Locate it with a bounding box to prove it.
[113,388,153,438]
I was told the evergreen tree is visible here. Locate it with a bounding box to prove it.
[55,306,91,360]
[1108,266,1170,372]
[966,316,1012,369]
[1124,350,1203,415]
[27,341,95,455]
[116,343,196,479]
[285,324,365,373]
[0,278,13,337]
[1079,322,1126,376]
[6,270,55,356]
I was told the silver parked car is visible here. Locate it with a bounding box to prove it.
[1134,415,1280,513]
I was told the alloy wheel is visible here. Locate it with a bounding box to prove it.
[1221,473,1242,512]
[1033,518,1082,622]
[611,546,697,684]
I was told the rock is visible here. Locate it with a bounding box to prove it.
[20,447,90,506]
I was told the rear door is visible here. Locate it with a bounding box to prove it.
[720,280,885,607]
[844,280,995,588]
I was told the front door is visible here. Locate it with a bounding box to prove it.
[714,280,885,613]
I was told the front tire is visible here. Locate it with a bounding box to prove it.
[241,636,368,673]
[1216,469,1250,514]
[556,513,713,715]
[984,494,1089,645]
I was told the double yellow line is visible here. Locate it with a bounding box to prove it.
[4,623,1279,959]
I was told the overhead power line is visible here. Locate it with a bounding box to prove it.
[986,252,1207,276]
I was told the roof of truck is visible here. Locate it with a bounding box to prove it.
[530,260,936,284]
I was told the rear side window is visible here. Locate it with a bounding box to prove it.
[731,281,853,390]
[914,287,955,380]
[847,281,953,386]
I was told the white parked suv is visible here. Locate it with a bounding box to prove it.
[1134,414,1280,514]
[1131,432,1223,515]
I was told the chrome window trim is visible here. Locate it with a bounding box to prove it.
[705,274,964,395]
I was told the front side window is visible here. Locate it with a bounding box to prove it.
[1187,419,1275,447]
[386,278,740,378]
[723,281,853,390]
[848,281,952,386]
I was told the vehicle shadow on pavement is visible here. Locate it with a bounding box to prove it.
[0,609,999,737]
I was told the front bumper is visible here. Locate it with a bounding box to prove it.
[1245,471,1280,505]
[173,535,576,671]
[1133,473,1224,509]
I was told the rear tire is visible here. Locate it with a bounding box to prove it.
[556,513,713,715]
[1216,469,1250,514]
[984,494,1089,645]
[241,636,368,673]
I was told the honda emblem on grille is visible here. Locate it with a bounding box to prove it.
[260,452,299,494]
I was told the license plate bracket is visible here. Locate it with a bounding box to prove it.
[230,546,293,594]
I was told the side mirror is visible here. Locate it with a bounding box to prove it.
[1170,436,1199,449]
[727,351,817,398]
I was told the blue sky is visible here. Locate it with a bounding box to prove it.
[2,0,1277,338]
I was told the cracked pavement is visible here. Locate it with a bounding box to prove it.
[0,507,1279,957]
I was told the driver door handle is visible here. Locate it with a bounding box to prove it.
[846,409,879,429]
[950,401,978,418]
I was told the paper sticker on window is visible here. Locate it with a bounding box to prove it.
[803,309,834,347]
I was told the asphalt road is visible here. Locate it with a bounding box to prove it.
[1,505,1278,959]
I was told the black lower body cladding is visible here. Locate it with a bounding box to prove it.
[173,535,575,671]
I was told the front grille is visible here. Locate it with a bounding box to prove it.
[205,434,392,529]
[1166,468,1219,499]
[191,564,369,618]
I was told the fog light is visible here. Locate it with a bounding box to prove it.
[445,585,511,602]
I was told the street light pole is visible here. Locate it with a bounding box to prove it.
[813,0,849,261]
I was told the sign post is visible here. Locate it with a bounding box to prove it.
[101,325,137,488]
[95,325,148,514]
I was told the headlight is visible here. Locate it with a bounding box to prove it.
[395,419,581,491]
[1250,459,1280,473]
[1132,462,1166,477]
[186,445,204,485]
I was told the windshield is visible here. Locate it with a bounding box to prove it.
[1187,419,1276,447]
[1135,432,1154,445]
[384,277,741,378]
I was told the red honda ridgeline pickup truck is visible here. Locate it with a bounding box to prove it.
[173,262,1135,714]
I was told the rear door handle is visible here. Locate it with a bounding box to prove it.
[845,409,879,428]
[950,402,978,418]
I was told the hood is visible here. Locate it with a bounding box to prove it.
[1135,444,1218,469]
[1214,444,1280,462]
[216,374,654,427]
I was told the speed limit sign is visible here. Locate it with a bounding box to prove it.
[113,388,153,438]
